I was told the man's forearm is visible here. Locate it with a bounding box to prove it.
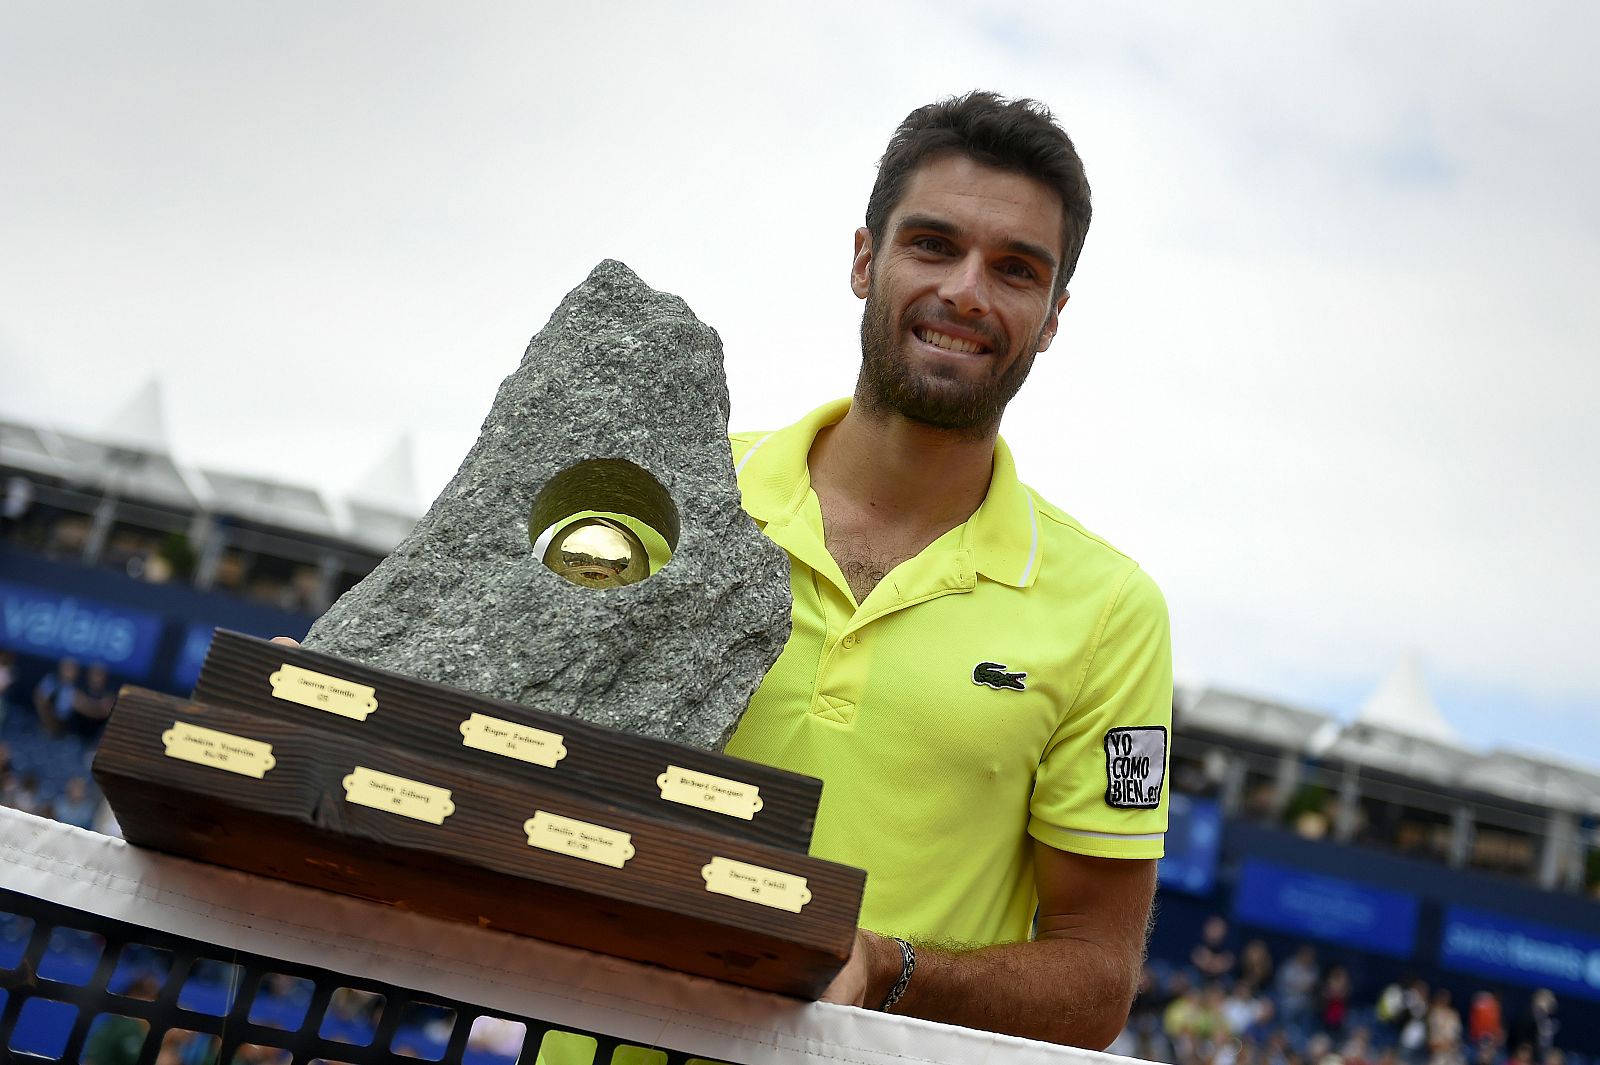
[856,929,1140,1049]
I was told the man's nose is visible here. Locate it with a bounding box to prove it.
[938,252,991,316]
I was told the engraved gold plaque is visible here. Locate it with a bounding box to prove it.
[702,857,812,913]
[524,811,635,868]
[459,713,567,768]
[656,765,763,820]
[161,721,276,779]
[270,664,378,721]
[342,767,455,824]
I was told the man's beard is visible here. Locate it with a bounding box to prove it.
[856,285,1039,436]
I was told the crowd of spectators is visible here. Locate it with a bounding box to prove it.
[0,648,110,832]
[1115,917,1572,1065]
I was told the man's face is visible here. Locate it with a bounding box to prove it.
[852,154,1069,434]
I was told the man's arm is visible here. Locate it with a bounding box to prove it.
[823,842,1155,1049]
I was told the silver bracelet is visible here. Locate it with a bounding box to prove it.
[879,937,916,1012]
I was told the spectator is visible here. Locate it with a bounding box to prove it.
[1117,964,1176,1062]
[34,657,82,737]
[1192,915,1238,983]
[1397,980,1432,1064]
[1508,989,1558,1057]
[1240,938,1275,990]
[1,474,32,536]
[1343,1025,1377,1065]
[0,649,15,714]
[72,662,116,739]
[1428,987,1465,1065]
[54,776,99,830]
[1468,991,1504,1050]
[1276,944,1320,1034]
[1222,978,1260,1036]
[3,771,43,815]
[1321,964,1351,1037]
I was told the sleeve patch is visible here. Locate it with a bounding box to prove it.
[1104,726,1167,810]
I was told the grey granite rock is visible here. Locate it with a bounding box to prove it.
[304,260,792,750]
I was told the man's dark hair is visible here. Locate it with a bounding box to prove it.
[864,91,1092,295]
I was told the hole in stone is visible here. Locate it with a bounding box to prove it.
[466,1015,527,1062]
[319,987,385,1046]
[0,911,34,970]
[109,943,171,998]
[248,972,315,1030]
[529,459,678,589]
[84,1013,152,1062]
[392,1001,457,1060]
[178,958,244,1016]
[39,926,106,985]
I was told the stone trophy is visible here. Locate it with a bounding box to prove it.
[305,258,791,750]
[95,263,865,998]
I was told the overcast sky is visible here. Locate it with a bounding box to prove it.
[3,2,1597,766]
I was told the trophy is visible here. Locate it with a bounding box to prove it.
[95,262,863,998]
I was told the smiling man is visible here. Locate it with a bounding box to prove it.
[724,92,1172,1048]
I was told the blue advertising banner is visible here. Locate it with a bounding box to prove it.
[1441,906,1600,1002]
[1233,858,1420,958]
[1159,793,1223,895]
[0,580,165,680]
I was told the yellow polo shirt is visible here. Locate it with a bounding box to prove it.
[725,400,1172,948]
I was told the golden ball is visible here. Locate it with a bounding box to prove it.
[542,518,649,588]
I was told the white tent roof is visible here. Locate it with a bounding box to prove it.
[0,420,77,481]
[1357,655,1460,744]
[1319,657,1478,785]
[347,434,421,515]
[1469,748,1600,815]
[195,467,340,538]
[1180,687,1335,751]
[336,435,422,553]
[95,378,171,455]
[0,405,418,552]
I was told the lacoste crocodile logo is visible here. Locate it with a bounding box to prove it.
[972,661,1027,692]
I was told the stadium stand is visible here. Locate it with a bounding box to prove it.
[3,392,1599,1061]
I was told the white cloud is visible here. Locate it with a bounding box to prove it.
[2,1,1596,753]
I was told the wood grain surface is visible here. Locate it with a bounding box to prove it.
[193,630,822,852]
[95,686,863,999]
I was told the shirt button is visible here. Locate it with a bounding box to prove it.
[841,633,858,649]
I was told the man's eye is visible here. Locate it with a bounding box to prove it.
[912,236,951,254]
[1001,261,1037,281]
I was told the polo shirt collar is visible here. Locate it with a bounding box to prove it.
[736,399,1042,589]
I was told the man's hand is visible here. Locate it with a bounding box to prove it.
[820,929,899,1007]
[823,846,1155,1049]
[270,637,301,647]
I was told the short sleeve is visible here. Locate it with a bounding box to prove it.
[1029,564,1172,859]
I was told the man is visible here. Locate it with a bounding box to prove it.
[724,92,1171,1047]
[278,91,1167,1049]
[33,656,82,738]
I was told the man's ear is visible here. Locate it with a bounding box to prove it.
[850,227,873,300]
[1036,290,1070,352]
